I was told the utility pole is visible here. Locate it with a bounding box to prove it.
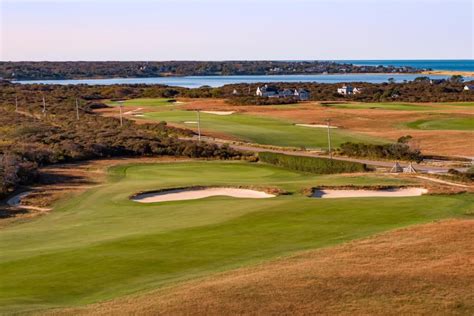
[42,96,46,117]
[119,105,123,127]
[326,118,332,159]
[196,110,201,141]
[75,98,80,120]
[15,95,18,112]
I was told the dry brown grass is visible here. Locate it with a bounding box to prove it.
[52,219,474,316]
[0,157,192,226]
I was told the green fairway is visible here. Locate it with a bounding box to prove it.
[323,102,435,111]
[106,98,177,107]
[143,110,385,149]
[0,161,472,313]
[406,117,474,130]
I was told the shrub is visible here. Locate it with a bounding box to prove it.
[258,152,367,174]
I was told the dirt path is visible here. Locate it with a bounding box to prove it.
[195,136,467,174]
[416,175,471,188]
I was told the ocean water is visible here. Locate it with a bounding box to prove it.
[13,73,463,88]
[339,60,474,72]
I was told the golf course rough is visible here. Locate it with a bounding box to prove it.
[0,161,472,314]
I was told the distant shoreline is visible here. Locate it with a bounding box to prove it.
[422,70,474,77]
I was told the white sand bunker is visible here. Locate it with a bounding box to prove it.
[312,187,427,199]
[201,111,235,115]
[295,124,338,129]
[132,187,275,203]
[184,121,198,124]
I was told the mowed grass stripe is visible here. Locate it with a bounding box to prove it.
[406,117,474,130]
[0,161,472,313]
[106,98,176,107]
[143,110,386,148]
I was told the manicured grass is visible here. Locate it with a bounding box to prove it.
[323,102,435,111]
[0,161,472,313]
[406,117,474,130]
[106,98,177,107]
[142,110,386,149]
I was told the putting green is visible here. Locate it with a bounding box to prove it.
[406,117,474,130]
[142,110,385,149]
[106,98,177,107]
[0,161,472,313]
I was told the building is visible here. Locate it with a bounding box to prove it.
[256,85,310,101]
[337,85,362,95]
[256,85,279,97]
[294,88,310,101]
[463,84,474,91]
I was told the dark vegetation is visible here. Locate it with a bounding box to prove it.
[227,96,300,105]
[258,152,367,174]
[224,78,474,103]
[337,136,423,162]
[446,168,474,183]
[0,61,420,80]
[0,84,244,199]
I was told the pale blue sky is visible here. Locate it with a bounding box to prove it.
[1,0,473,61]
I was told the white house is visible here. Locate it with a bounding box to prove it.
[463,85,474,91]
[337,85,362,95]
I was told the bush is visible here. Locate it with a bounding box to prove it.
[258,152,367,174]
[338,141,423,162]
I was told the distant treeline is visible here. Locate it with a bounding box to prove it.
[258,152,367,174]
[0,83,244,199]
[0,61,421,80]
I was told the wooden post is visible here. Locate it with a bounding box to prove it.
[75,98,80,120]
[42,96,46,117]
[197,110,201,141]
[327,119,332,159]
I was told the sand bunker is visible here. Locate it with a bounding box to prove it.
[184,121,198,124]
[295,124,338,129]
[201,111,235,116]
[132,187,275,203]
[312,188,427,199]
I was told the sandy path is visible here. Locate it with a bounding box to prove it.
[201,111,235,116]
[313,188,427,198]
[133,187,275,203]
[416,176,470,188]
[295,124,338,129]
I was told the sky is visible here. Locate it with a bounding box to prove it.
[0,0,473,61]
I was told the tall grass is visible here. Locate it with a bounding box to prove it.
[259,152,367,174]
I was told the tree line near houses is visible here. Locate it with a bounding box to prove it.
[0,61,421,80]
